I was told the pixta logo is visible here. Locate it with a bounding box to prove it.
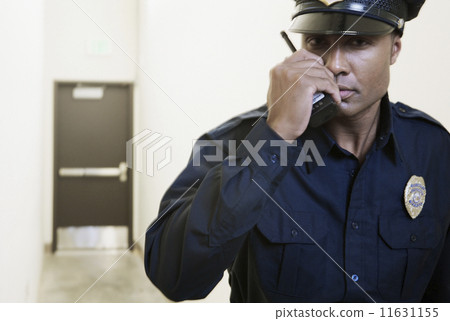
[192,140,325,167]
[126,130,172,177]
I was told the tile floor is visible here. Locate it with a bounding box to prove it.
[37,249,230,303]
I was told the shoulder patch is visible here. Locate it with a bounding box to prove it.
[392,102,448,133]
[208,105,268,137]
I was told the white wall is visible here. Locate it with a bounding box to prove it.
[135,0,450,302]
[390,0,450,129]
[42,0,138,245]
[0,0,44,302]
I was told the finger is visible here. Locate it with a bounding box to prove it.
[281,69,335,88]
[284,48,324,65]
[283,62,335,80]
[300,76,341,105]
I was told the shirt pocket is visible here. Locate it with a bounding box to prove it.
[377,213,443,301]
[254,209,344,302]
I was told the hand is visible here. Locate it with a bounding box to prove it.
[266,49,341,141]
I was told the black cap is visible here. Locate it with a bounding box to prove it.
[289,0,426,35]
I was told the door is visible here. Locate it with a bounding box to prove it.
[53,82,133,251]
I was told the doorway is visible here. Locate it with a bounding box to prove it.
[53,82,133,251]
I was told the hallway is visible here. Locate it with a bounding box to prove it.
[38,249,170,303]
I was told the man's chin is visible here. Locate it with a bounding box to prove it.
[335,101,356,117]
[335,97,382,120]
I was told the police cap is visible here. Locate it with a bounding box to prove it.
[289,0,426,35]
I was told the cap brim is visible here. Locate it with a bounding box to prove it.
[289,12,395,36]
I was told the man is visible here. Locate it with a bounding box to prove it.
[144,0,449,302]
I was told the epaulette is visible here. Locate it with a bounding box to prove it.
[208,105,268,137]
[392,102,448,133]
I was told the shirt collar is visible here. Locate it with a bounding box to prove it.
[376,93,394,150]
[377,94,406,166]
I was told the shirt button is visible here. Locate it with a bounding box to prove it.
[379,136,385,141]
[270,154,279,164]
[291,229,298,237]
[351,274,359,282]
[350,169,357,177]
[351,222,359,230]
[410,234,417,242]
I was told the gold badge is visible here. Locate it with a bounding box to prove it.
[404,175,426,219]
[317,0,345,6]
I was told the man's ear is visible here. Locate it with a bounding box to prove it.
[390,34,402,65]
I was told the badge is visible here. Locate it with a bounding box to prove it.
[404,175,426,219]
[317,0,345,6]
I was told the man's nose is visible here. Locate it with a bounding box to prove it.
[324,46,349,77]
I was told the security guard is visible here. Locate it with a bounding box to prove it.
[144,0,450,302]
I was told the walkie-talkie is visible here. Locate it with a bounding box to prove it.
[281,31,338,128]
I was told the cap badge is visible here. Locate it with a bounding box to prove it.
[398,18,405,29]
[317,0,345,6]
[404,175,426,219]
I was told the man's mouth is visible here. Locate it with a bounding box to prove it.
[338,85,355,100]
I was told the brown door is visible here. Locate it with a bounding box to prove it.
[53,82,133,251]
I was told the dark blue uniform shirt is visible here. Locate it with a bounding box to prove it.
[144,95,450,302]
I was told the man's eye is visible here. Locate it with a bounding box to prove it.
[307,37,326,47]
[350,38,369,47]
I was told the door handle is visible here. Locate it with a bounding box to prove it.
[59,162,128,182]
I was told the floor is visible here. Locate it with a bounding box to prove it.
[37,249,230,303]
[38,249,170,303]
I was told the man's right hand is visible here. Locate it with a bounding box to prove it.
[266,49,341,141]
